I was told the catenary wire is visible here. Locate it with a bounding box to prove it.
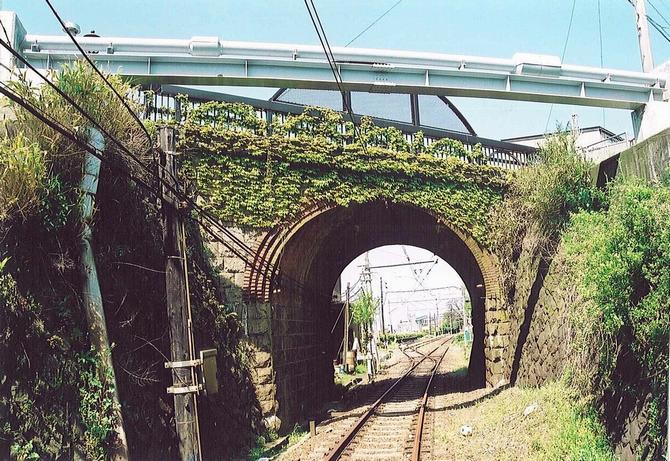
[303,0,368,152]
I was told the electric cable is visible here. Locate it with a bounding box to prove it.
[0,32,260,273]
[625,0,670,43]
[43,0,153,145]
[345,0,402,47]
[303,0,368,152]
[4,16,335,300]
[0,77,315,300]
[649,0,670,28]
[545,0,577,134]
[24,2,370,293]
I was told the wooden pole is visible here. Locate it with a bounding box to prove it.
[159,127,201,461]
[379,277,385,337]
[344,283,350,370]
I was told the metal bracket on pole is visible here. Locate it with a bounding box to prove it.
[164,348,219,396]
[167,384,204,395]
[165,359,202,369]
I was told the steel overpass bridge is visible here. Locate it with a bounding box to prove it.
[1,9,669,144]
[2,11,667,109]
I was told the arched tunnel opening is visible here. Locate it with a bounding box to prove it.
[265,201,489,428]
[336,244,472,344]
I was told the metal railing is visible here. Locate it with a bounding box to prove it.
[137,86,537,170]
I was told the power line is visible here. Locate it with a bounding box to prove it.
[0,36,158,182]
[357,259,436,270]
[43,0,153,146]
[647,14,670,42]
[6,9,337,302]
[544,0,577,134]
[303,0,368,153]
[625,0,670,43]
[0,31,258,273]
[386,286,461,294]
[401,245,436,294]
[345,0,402,47]
[648,0,670,28]
[0,57,318,301]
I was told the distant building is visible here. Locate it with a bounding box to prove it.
[415,314,430,330]
[503,125,632,163]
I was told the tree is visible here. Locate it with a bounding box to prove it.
[350,291,378,353]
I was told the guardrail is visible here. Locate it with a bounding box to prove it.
[137,86,537,170]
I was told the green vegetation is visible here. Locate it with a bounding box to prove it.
[0,62,148,459]
[491,130,668,456]
[563,176,669,452]
[490,132,602,293]
[0,134,45,220]
[248,424,307,460]
[179,102,508,244]
[434,381,615,461]
[350,291,378,353]
[0,62,263,459]
[380,331,427,344]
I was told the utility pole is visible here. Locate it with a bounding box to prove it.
[344,283,350,369]
[160,127,201,461]
[634,0,654,72]
[379,277,385,337]
[81,128,129,460]
[435,303,439,335]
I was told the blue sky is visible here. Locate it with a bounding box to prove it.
[7,0,670,139]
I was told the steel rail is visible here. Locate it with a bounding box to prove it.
[323,335,452,461]
[411,340,451,461]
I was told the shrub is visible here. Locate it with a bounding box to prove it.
[350,291,378,352]
[490,132,602,293]
[0,134,45,221]
[0,61,152,459]
[563,177,669,452]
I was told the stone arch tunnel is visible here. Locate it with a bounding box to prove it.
[239,201,507,428]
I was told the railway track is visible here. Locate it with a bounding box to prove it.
[321,335,452,461]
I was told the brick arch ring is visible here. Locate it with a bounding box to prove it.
[243,200,502,305]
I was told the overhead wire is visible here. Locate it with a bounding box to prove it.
[0,71,323,301]
[647,14,670,42]
[544,0,577,134]
[648,0,670,28]
[625,0,670,43]
[303,0,368,153]
[43,0,154,146]
[345,0,402,47]
[0,29,266,279]
[0,49,316,302]
[6,6,348,301]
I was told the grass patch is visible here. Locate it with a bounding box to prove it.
[248,424,307,460]
[434,381,614,461]
[451,332,472,363]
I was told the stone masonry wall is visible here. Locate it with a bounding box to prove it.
[513,254,572,386]
[503,240,658,460]
[501,230,573,387]
[205,227,281,429]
